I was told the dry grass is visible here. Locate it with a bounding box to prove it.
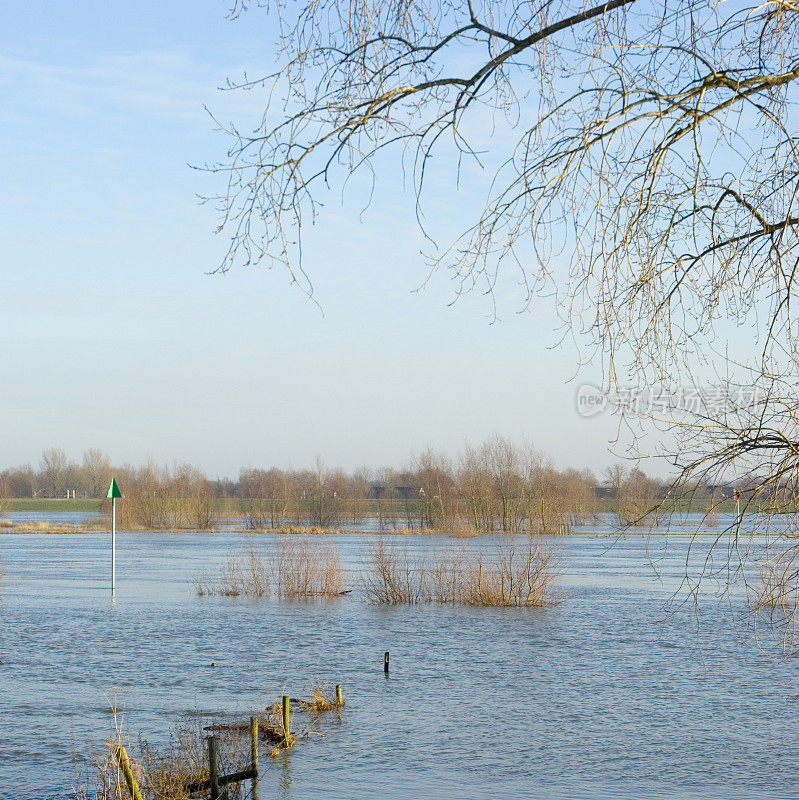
[195,536,344,598]
[1,519,109,534]
[297,682,345,716]
[363,536,559,607]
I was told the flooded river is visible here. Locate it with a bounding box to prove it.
[0,527,796,799]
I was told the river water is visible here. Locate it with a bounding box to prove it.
[0,526,797,799]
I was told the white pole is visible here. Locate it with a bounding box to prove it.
[112,497,116,597]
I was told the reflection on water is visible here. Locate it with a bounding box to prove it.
[278,751,293,800]
[0,526,796,800]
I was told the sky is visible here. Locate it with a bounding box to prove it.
[0,1,649,479]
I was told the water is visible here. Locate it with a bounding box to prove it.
[3,511,104,525]
[0,528,797,799]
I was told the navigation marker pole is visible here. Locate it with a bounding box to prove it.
[107,477,122,597]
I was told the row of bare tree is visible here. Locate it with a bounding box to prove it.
[0,437,676,531]
[0,448,113,499]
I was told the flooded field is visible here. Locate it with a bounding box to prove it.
[1,527,797,799]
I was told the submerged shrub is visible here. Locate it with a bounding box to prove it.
[274,536,343,598]
[363,536,559,607]
[195,536,342,598]
[361,539,427,604]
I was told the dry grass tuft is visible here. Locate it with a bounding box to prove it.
[363,536,559,607]
[297,682,344,716]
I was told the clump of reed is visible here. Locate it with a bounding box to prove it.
[195,536,344,599]
[362,536,559,607]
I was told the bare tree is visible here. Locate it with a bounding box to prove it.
[39,448,68,499]
[208,0,799,354]
[205,0,799,644]
[2,465,35,498]
[206,0,799,429]
[82,448,111,498]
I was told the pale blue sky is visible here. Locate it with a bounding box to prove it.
[0,2,636,478]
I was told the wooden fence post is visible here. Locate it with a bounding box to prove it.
[250,715,259,789]
[335,684,343,706]
[384,651,390,674]
[282,695,293,746]
[207,735,220,800]
[116,745,143,800]
[282,695,290,740]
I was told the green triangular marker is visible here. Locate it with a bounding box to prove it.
[106,477,122,499]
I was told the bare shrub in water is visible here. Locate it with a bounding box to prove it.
[274,536,343,598]
[194,538,270,597]
[747,546,799,656]
[754,549,798,613]
[362,539,427,604]
[195,536,341,598]
[364,536,558,607]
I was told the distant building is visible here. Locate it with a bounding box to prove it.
[368,485,420,500]
[707,485,737,499]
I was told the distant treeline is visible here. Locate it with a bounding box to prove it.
[0,437,730,532]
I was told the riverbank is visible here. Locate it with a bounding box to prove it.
[0,522,761,536]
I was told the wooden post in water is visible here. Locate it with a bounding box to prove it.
[335,684,343,706]
[250,715,259,791]
[117,745,143,800]
[384,651,390,674]
[207,735,220,800]
[282,695,291,745]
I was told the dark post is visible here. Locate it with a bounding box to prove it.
[384,651,390,674]
[207,735,220,800]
